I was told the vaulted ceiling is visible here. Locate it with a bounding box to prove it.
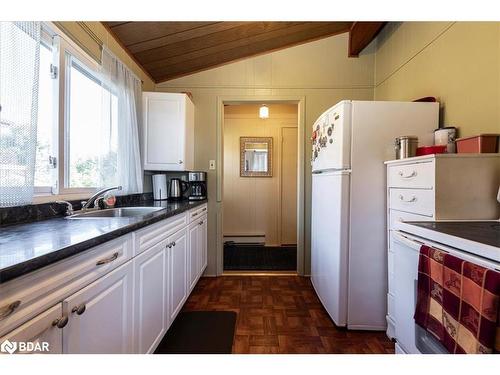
[102,22,385,83]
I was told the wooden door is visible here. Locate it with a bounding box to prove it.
[280,127,298,245]
[133,240,167,354]
[63,262,133,354]
[0,304,63,354]
[168,228,188,323]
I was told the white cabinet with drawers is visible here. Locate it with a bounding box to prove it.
[0,203,208,354]
[384,154,500,339]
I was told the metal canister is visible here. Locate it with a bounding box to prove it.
[395,136,418,159]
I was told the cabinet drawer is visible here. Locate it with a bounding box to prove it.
[134,213,187,256]
[0,234,132,337]
[388,161,434,189]
[0,303,63,354]
[188,204,207,223]
[389,209,434,230]
[389,188,435,216]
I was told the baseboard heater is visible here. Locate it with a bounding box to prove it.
[223,235,265,245]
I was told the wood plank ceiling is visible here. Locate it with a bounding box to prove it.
[102,22,384,83]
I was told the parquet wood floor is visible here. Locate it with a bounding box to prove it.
[182,276,395,354]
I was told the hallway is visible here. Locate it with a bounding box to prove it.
[183,276,395,354]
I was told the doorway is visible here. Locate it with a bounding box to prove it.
[222,103,299,272]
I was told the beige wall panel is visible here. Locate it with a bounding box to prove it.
[375,22,453,85]
[281,127,298,245]
[271,33,375,88]
[375,22,500,137]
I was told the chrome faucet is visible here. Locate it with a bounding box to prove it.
[56,201,74,216]
[81,186,122,210]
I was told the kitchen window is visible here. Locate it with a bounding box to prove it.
[65,55,119,190]
[0,22,142,206]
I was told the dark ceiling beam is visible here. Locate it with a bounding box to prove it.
[348,22,386,57]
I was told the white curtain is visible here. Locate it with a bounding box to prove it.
[100,46,143,194]
[0,22,41,207]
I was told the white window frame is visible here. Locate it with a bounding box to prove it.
[32,23,104,200]
[33,27,59,196]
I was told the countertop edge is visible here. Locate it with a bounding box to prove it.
[0,200,207,284]
[395,221,500,263]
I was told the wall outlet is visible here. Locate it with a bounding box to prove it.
[209,160,216,170]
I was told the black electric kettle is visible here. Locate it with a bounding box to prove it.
[168,178,189,200]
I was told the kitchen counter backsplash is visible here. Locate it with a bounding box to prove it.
[0,193,154,227]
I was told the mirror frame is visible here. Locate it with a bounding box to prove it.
[239,136,273,177]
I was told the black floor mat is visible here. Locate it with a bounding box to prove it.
[154,311,237,354]
[223,243,297,271]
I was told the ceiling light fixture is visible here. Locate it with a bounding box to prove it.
[259,104,269,119]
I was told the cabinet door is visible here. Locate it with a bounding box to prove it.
[198,215,208,274]
[187,222,199,292]
[168,228,188,323]
[63,262,133,354]
[133,240,167,354]
[0,304,63,354]
[143,92,186,171]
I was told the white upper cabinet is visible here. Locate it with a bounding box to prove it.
[142,92,194,171]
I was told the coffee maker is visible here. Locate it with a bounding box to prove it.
[188,172,207,200]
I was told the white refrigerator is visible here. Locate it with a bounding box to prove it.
[310,100,439,330]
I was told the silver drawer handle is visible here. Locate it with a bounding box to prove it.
[71,303,86,315]
[0,300,21,320]
[398,170,417,179]
[52,316,69,329]
[96,252,119,266]
[399,194,417,203]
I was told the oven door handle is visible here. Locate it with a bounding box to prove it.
[393,233,424,251]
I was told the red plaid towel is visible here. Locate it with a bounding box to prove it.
[414,245,500,354]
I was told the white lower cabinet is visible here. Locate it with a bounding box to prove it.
[133,239,168,354]
[187,215,208,293]
[1,204,208,354]
[0,303,64,354]
[63,261,134,354]
[199,216,208,272]
[168,228,188,323]
[188,221,199,292]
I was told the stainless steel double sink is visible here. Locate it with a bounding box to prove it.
[67,207,163,219]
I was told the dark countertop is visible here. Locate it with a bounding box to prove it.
[406,221,500,249]
[0,199,207,284]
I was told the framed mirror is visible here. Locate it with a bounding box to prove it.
[240,137,273,177]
